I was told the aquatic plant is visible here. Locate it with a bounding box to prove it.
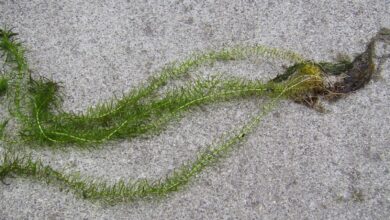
[0,27,388,204]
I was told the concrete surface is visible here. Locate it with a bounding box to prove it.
[1,0,390,219]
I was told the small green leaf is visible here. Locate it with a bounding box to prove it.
[0,119,8,138]
[0,77,8,96]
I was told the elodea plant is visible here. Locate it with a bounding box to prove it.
[0,27,388,204]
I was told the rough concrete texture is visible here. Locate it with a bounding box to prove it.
[1,0,390,219]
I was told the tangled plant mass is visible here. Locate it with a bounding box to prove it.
[0,27,388,204]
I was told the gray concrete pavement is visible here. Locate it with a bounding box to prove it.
[1,1,389,219]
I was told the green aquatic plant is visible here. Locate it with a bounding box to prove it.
[0,27,388,204]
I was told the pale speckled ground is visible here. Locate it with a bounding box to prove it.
[0,0,390,219]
